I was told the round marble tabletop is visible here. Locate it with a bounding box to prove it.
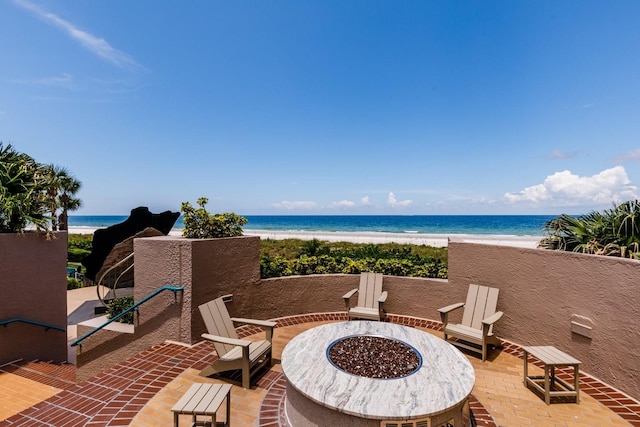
[281,321,475,420]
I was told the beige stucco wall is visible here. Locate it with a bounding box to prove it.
[447,238,640,398]
[0,232,68,364]
[242,274,450,321]
[75,235,640,399]
[76,235,261,381]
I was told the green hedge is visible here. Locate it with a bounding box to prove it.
[260,240,447,279]
[67,277,84,290]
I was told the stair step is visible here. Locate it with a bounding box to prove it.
[0,359,76,389]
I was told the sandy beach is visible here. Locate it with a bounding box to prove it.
[67,227,541,248]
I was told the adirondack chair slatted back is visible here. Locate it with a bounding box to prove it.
[199,297,238,357]
[461,284,499,333]
[357,272,383,309]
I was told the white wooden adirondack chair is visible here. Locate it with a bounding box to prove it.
[198,295,276,389]
[342,272,388,321]
[438,284,503,361]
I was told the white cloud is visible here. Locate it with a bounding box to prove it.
[611,149,640,163]
[272,201,318,210]
[387,192,412,208]
[547,149,578,160]
[13,0,141,70]
[504,166,639,206]
[361,196,371,205]
[14,73,74,88]
[328,200,356,209]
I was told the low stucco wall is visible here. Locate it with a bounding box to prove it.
[0,232,68,364]
[243,274,450,321]
[75,235,640,399]
[447,238,640,399]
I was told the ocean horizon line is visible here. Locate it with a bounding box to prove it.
[68,214,554,240]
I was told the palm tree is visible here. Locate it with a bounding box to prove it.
[0,143,49,232]
[539,200,640,259]
[41,165,82,231]
[58,173,82,231]
[42,165,67,231]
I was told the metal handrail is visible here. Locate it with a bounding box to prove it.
[71,285,184,348]
[96,252,135,306]
[0,318,66,332]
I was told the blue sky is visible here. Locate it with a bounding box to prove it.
[1,1,639,215]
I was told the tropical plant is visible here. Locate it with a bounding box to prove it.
[0,143,49,232]
[107,296,135,324]
[0,143,82,233]
[539,200,640,259]
[58,171,82,230]
[42,164,82,231]
[181,197,247,238]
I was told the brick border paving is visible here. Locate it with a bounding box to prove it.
[3,312,639,426]
[257,372,497,427]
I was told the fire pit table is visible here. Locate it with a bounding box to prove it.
[281,321,475,427]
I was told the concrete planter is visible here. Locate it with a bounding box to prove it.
[0,231,68,364]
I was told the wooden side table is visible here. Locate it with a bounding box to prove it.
[523,346,581,405]
[172,383,232,427]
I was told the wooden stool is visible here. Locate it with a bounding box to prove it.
[172,383,232,427]
[523,346,581,405]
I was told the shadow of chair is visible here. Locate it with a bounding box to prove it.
[342,272,388,321]
[198,295,276,389]
[438,284,503,361]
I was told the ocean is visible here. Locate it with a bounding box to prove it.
[68,215,556,237]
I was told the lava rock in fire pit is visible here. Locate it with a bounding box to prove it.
[328,335,421,379]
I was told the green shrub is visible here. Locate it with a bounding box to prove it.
[68,234,92,251]
[260,255,293,278]
[259,239,448,279]
[181,197,247,239]
[107,296,135,324]
[68,247,91,262]
[67,277,84,290]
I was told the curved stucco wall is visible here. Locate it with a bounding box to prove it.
[76,235,640,399]
[447,238,640,399]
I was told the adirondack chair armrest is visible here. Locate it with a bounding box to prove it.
[378,291,388,303]
[437,302,465,326]
[201,333,250,348]
[481,311,504,337]
[231,318,277,328]
[342,288,358,309]
[482,311,503,326]
[438,302,465,314]
[342,288,358,299]
[231,318,277,342]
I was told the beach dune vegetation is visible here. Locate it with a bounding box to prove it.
[260,239,448,279]
[539,200,640,259]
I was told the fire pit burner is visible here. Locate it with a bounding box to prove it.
[327,335,422,379]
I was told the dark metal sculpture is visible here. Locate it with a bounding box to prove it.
[81,207,179,281]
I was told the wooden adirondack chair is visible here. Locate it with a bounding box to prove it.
[438,284,504,361]
[342,272,388,321]
[198,295,277,389]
